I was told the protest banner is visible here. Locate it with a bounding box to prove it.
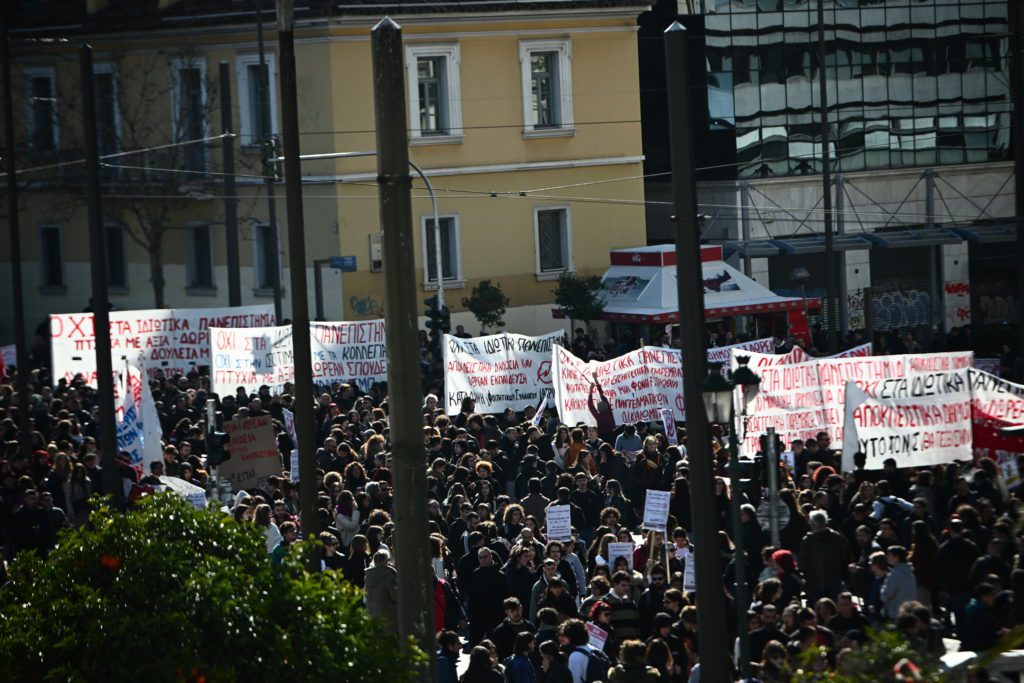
[660,408,678,446]
[50,304,275,385]
[735,350,974,458]
[607,542,635,571]
[209,319,387,396]
[706,337,775,365]
[968,369,1024,487]
[553,345,685,427]
[220,415,280,491]
[114,358,161,476]
[842,369,973,470]
[586,623,608,651]
[642,490,671,531]
[676,545,697,591]
[546,504,573,541]
[442,331,563,415]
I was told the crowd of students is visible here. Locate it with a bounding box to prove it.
[1,326,1022,683]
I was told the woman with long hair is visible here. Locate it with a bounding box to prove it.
[604,479,637,528]
[66,462,92,527]
[459,645,504,683]
[501,503,525,540]
[253,503,281,553]
[552,426,570,469]
[645,637,674,681]
[778,489,810,552]
[334,489,360,549]
[343,535,370,587]
[343,460,368,492]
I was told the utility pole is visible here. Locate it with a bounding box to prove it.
[371,17,435,679]
[81,44,121,501]
[219,61,241,307]
[664,22,729,683]
[766,426,781,548]
[1012,0,1024,375]
[276,0,317,560]
[258,0,283,321]
[818,0,837,354]
[1,18,31,461]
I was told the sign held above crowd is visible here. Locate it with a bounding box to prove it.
[50,304,275,385]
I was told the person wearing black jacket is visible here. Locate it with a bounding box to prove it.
[491,598,537,660]
[938,518,980,627]
[469,548,509,645]
[10,489,48,557]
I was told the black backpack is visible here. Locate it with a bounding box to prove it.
[575,646,612,683]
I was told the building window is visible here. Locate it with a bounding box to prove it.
[236,54,278,146]
[535,207,572,276]
[405,44,462,142]
[170,57,207,172]
[253,223,279,292]
[186,224,214,291]
[94,65,120,181]
[519,40,573,135]
[106,225,127,290]
[25,67,57,152]
[422,214,460,284]
[38,225,64,290]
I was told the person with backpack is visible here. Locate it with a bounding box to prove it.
[504,632,538,683]
[559,618,613,683]
[870,481,913,524]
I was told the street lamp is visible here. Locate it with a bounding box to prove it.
[702,356,760,679]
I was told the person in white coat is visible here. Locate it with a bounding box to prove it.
[252,503,283,553]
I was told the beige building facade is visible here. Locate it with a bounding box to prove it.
[2,0,650,346]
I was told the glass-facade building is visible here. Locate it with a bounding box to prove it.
[702,0,1011,179]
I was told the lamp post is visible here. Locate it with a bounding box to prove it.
[702,356,760,680]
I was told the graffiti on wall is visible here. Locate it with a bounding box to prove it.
[846,290,865,331]
[943,281,971,329]
[978,295,1019,325]
[872,287,932,331]
[349,295,383,319]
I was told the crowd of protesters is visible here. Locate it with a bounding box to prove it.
[1,320,1023,683]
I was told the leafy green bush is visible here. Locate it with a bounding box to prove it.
[792,628,944,683]
[0,494,426,683]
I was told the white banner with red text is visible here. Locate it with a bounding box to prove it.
[442,331,563,415]
[734,350,974,459]
[842,369,974,470]
[50,304,275,385]
[209,320,387,396]
[552,345,685,427]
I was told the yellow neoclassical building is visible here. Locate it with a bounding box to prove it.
[2,0,650,341]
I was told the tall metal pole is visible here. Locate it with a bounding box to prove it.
[410,160,444,310]
[257,0,283,321]
[817,0,837,354]
[276,0,317,558]
[219,61,241,307]
[81,44,121,501]
[371,17,435,677]
[664,22,729,683]
[1011,0,1024,378]
[729,403,750,678]
[1,20,31,462]
[766,426,781,548]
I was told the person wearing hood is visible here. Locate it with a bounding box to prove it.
[364,549,399,627]
[880,545,917,621]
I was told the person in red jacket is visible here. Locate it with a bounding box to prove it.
[588,374,616,444]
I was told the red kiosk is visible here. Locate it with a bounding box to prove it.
[563,244,819,345]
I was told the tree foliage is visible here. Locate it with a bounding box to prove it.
[0,494,425,683]
[553,272,606,328]
[792,629,944,683]
[462,279,510,332]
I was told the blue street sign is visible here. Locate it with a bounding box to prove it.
[330,256,357,272]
